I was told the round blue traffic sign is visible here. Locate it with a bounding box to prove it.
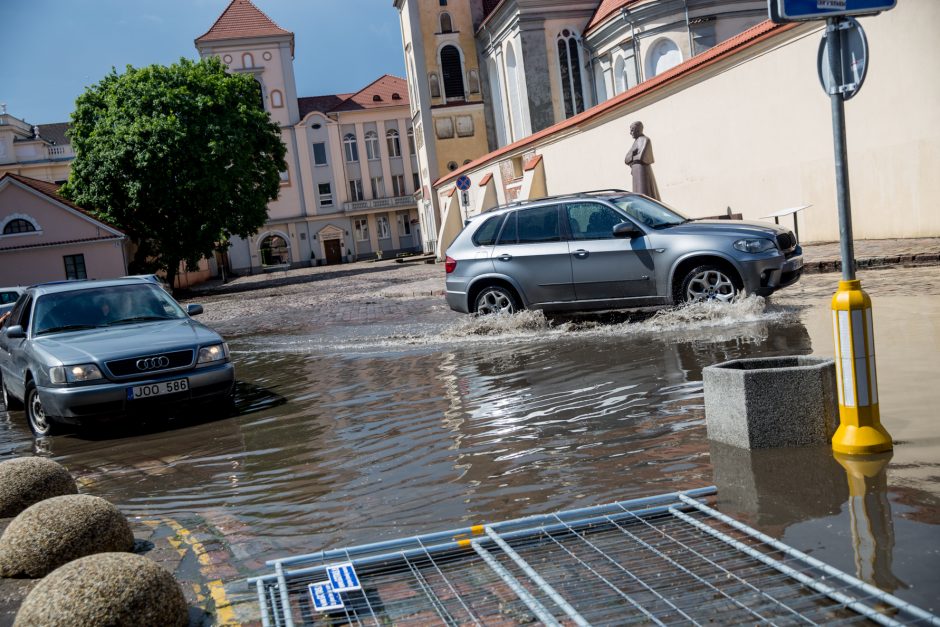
[455,175,471,191]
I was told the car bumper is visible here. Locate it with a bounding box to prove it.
[739,247,804,297]
[445,276,471,314]
[38,361,235,423]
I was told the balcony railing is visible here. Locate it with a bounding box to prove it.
[343,195,415,212]
[46,145,73,158]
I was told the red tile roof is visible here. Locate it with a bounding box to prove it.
[196,0,293,44]
[587,0,645,32]
[330,75,410,112]
[0,173,125,236]
[436,19,799,187]
[298,94,354,118]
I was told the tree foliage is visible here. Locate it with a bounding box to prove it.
[62,57,286,289]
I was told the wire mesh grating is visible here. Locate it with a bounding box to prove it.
[248,487,940,626]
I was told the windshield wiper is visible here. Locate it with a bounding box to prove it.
[37,324,99,335]
[105,316,174,325]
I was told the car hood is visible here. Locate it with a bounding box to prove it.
[660,219,789,239]
[32,319,221,365]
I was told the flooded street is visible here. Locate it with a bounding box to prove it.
[1,264,939,617]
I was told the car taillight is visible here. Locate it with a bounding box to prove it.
[445,256,457,273]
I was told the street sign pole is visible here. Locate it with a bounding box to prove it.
[822,16,892,455]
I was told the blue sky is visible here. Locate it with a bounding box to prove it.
[1,0,407,124]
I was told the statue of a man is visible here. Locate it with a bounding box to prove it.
[624,121,660,200]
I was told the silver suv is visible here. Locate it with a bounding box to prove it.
[444,191,802,315]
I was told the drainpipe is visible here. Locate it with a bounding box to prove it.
[620,7,641,84]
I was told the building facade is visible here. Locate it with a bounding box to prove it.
[396,0,769,256]
[0,173,128,286]
[0,109,73,184]
[196,0,421,272]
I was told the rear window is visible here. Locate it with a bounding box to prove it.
[472,215,505,247]
[0,291,20,305]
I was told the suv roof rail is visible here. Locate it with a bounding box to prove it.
[27,279,92,288]
[496,188,632,211]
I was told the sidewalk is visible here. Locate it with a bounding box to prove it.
[801,237,940,274]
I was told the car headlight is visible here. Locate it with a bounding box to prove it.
[733,238,777,254]
[50,364,104,384]
[197,343,229,364]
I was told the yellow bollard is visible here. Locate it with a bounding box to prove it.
[831,280,892,455]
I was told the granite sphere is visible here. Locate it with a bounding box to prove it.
[14,552,188,627]
[0,457,77,518]
[0,495,134,578]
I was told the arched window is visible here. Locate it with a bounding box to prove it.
[253,78,264,109]
[440,12,453,33]
[270,89,283,108]
[647,38,682,78]
[343,133,359,162]
[557,29,585,118]
[407,127,416,155]
[613,55,626,95]
[429,73,441,99]
[2,219,36,235]
[242,52,255,69]
[487,57,507,146]
[259,234,290,266]
[440,45,465,100]
[386,129,401,158]
[364,130,380,160]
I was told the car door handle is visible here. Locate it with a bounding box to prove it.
[496,254,513,261]
[572,249,589,259]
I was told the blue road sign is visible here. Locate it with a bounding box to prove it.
[308,582,344,611]
[776,0,895,21]
[326,563,361,592]
[455,175,472,191]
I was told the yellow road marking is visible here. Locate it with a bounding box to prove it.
[164,518,239,626]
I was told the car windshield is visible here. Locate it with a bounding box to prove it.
[612,195,691,229]
[32,284,186,336]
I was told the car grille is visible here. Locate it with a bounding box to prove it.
[105,349,194,378]
[776,231,797,252]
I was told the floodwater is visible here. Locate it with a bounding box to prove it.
[1,266,938,614]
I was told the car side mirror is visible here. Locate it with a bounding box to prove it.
[613,222,642,238]
[187,304,204,317]
[5,325,25,339]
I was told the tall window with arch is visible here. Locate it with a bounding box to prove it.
[343,133,359,163]
[270,89,283,108]
[386,130,401,158]
[242,52,254,68]
[505,42,524,140]
[407,127,416,155]
[440,45,465,100]
[364,130,380,160]
[557,29,585,118]
[440,12,453,33]
[429,73,441,99]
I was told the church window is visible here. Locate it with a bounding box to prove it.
[242,52,255,68]
[557,30,585,118]
[365,130,380,160]
[440,12,453,33]
[343,133,359,162]
[440,45,465,100]
[270,89,283,108]
[386,130,401,158]
[429,73,441,99]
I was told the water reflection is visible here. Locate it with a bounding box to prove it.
[835,452,903,593]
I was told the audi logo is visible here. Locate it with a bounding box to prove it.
[136,356,170,371]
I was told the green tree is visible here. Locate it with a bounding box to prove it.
[62,57,286,290]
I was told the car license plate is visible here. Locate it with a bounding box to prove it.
[783,255,803,272]
[128,378,189,400]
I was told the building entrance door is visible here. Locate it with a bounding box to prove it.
[324,238,343,265]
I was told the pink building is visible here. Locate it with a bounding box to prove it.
[0,173,128,286]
